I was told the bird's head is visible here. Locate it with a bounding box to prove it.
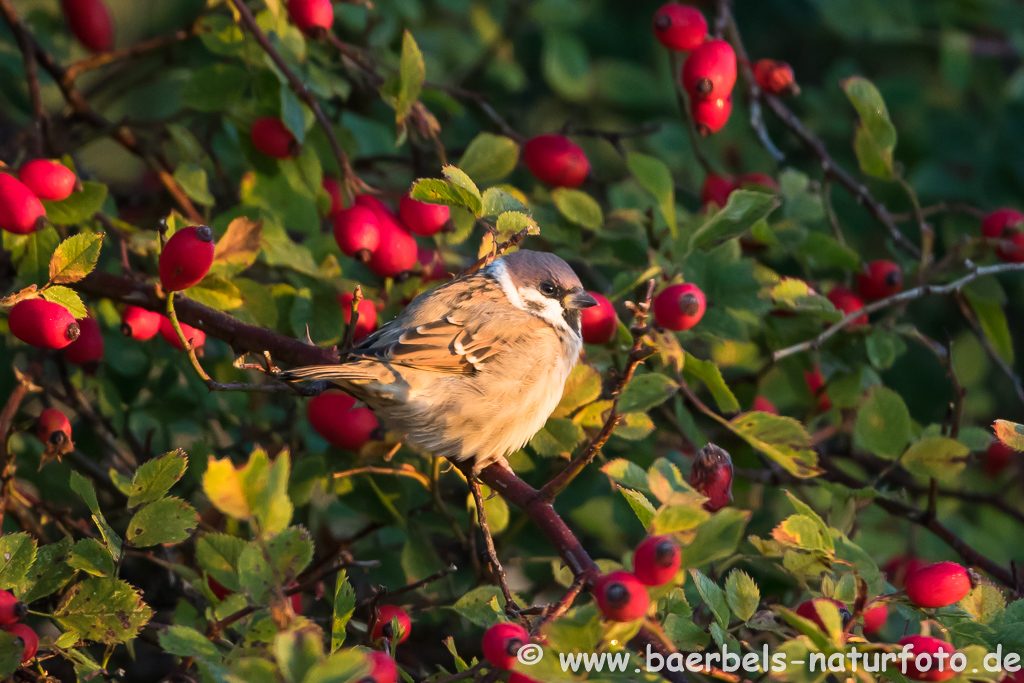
[486,250,597,336]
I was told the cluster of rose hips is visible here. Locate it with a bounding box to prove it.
[594,535,682,623]
[982,207,1024,263]
[0,160,79,235]
[1,591,38,664]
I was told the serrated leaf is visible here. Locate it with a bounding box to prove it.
[442,166,482,215]
[842,76,897,180]
[683,352,740,413]
[458,133,520,184]
[49,232,102,284]
[495,211,539,236]
[902,436,969,483]
[197,533,246,591]
[452,586,506,628]
[725,570,760,621]
[41,285,87,318]
[552,188,603,230]
[332,570,355,651]
[16,537,74,602]
[127,497,199,547]
[41,182,107,225]
[267,526,314,581]
[128,449,188,508]
[729,412,823,478]
[0,533,37,589]
[619,488,656,528]
[689,568,730,629]
[627,152,676,237]
[67,538,115,577]
[854,386,911,460]
[602,459,650,492]
[481,187,527,217]
[617,373,678,414]
[188,276,244,310]
[54,577,152,644]
[242,449,293,537]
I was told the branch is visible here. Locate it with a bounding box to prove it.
[0,370,36,529]
[468,476,521,614]
[63,27,196,83]
[772,261,1024,361]
[955,291,1024,406]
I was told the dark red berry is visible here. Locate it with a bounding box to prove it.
[795,597,850,632]
[251,118,299,159]
[61,0,114,52]
[399,194,450,236]
[509,674,543,683]
[701,173,735,207]
[9,299,80,349]
[371,605,410,643]
[333,206,381,261]
[736,172,779,191]
[653,283,706,331]
[983,440,1016,477]
[63,315,104,367]
[595,570,650,622]
[752,396,778,414]
[996,230,1024,263]
[522,135,590,188]
[690,444,733,512]
[121,305,161,341]
[0,590,27,626]
[753,59,799,96]
[861,604,887,635]
[19,160,77,202]
[883,555,927,588]
[366,651,398,683]
[826,287,867,325]
[652,3,707,52]
[0,174,46,235]
[898,636,957,682]
[322,176,344,216]
[580,292,617,345]
[288,0,333,35]
[691,96,732,135]
[905,562,972,608]
[36,408,72,448]
[307,391,379,451]
[633,535,681,586]
[857,260,903,301]
[805,367,831,413]
[482,622,529,670]
[981,208,1024,238]
[682,40,736,101]
[368,221,417,279]
[5,623,38,663]
[160,225,215,291]
[159,316,206,350]
[417,246,448,282]
[339,293,377,341]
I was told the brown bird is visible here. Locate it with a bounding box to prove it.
[283,250,598,471]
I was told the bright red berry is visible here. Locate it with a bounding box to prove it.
[983,440,1016,477]
[61,0,114,52]
[287,0,333,35]
[322,176,344,216]
[633,535,681,586]
[333,206,381,262]
[691,96,732,136]
[826,287,867,325]
[355,195,402,230]
[682,40,736,101]
[594,570,650,622]
[366,651,398,683]
[883,555,927,588]
[752,396,778,414]
[63,315,104,367]
[36,408,72,448]
[580,292,617,345]
[861,604,887,635]
[5,623,38,663]
[399,195,450,236]
[690,444,733,512]
[981,208,1024,238]
[482,622,529,670]
[417,246,448,282]
[121,305,161,341]
[522,135,590,188]
[339,293,377,341]
[805,367,831,413]
[0,173,46,235]
[251,118,298,159]
[9,299,80,349]
[898,636,957,682]
[653,283,706,331]
[857,260,903,301]
[19,160,77,202]
[701,173,735,207]
[996,230,1024,263]
[795,598,849,632]
[307,391,379,451]
[652,3,707,52]
[159,225,215,291]
[509,674,543,683]
[752,59,799,96]
[371,605,410,643]
[0,591,27,626]
[159,316,206,350]
[736,172,779,191]
[905,562,973,609]
[368,221,417,279]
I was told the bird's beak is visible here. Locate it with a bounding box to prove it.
[565,289,598,310]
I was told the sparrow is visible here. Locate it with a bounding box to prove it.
[283,249,598,471]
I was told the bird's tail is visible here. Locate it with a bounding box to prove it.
[278,364,373,384]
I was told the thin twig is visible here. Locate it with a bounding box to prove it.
[63,28,196,83]
[0,373,35,529]
[332,466,432,489]
[14,22,45,157]
[955,291,1024,406]
[528,575,586,638]
[468,476,521,615]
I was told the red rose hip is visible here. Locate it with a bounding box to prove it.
[63,315,104,366]
[9,299,80,349]
[160,225,215,291]
[857,260,903,301]
[523,135,590,188]
[307,392,379,451]
[368,221,417,279]
[288,0,333,35]
[371,605,410,643]
[482,622,529,670]
[36,408,72,448]
[691,96,732,136]
[159,316,206,350]
[701,173,735,207]
[5,623,38,663]
[996,231,1024,263]
[682,40,737,101]
[0,590,27,626]
[753,59,799,96]
[690,444,733,512]
[333,206,381,261]
[580,292,617,345]
[633,535,681,586]
[826,287,867,325]
[399,195,450,236]
[752,396,778,414]
[983,440,1016,477]
[652,3,707,52]
[322,176,344,216]
[795,597,849,632]
[0,173,46,235]
[366,651,398,683]
[861,604,887,635]
[339,292,377,340]
[883,555,927,588]
[898,636,957,682]
[595,570,650,622]
[982,208,1024,238]
[251,118,299,159]
[653,283,706,331]
[61,0,114,52]
[121,305,161,341]
[905,562,973,608]
[19,160,77,201]
[805,367,831,413]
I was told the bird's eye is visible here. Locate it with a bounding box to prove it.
[540,282,557,296]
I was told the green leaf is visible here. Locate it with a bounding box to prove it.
[555,364,603,417]
[601,458,650,492]
[159,625,221,662]
[174,163,216,207]
[480,187,527,217]
[683,352,740,413]
[964,289,1014,364]
[70,470,100,513]
[67,538,115,577]
[267,526,314,581]
[49,232,102,284]
[854,386,911,459]
[241,449,293,536]
[280,84,307,145]
[409,178,468,209]
[197,533,246,591]
[127,497,199,547]
[128,449,188,508]
[16,537,74,603]
[842,76,897,180]
[683,508,751,568]
[614,412,655,440]
[0,630,21,677]
[542,31,592,101]
[452,586,506,628]
[902,436,969,483]
[275,628,323,683]
[0,533,37,589]
[618,373,678,414]
[467,485,510,535]
[442,166,482,216]
[729,412,823,478]
[54,577,152,644]
[41,182,107,225]
[725,569,760,621]
[188,276,245,310]
[530,417,585,457]
[551,188,603,230]
[652,503,710,535]
[459,133,520,185]
[689,568,730,629]
[17,226,60,286]
[380,30,425,121]
[181,63,249,112]
[619,488,656,528]
[41,285,87,318]
[769,278,837,316]
[332,570,356,651]
[495,211,539,237]
[687,189,779,252]
[627,152,676,237]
